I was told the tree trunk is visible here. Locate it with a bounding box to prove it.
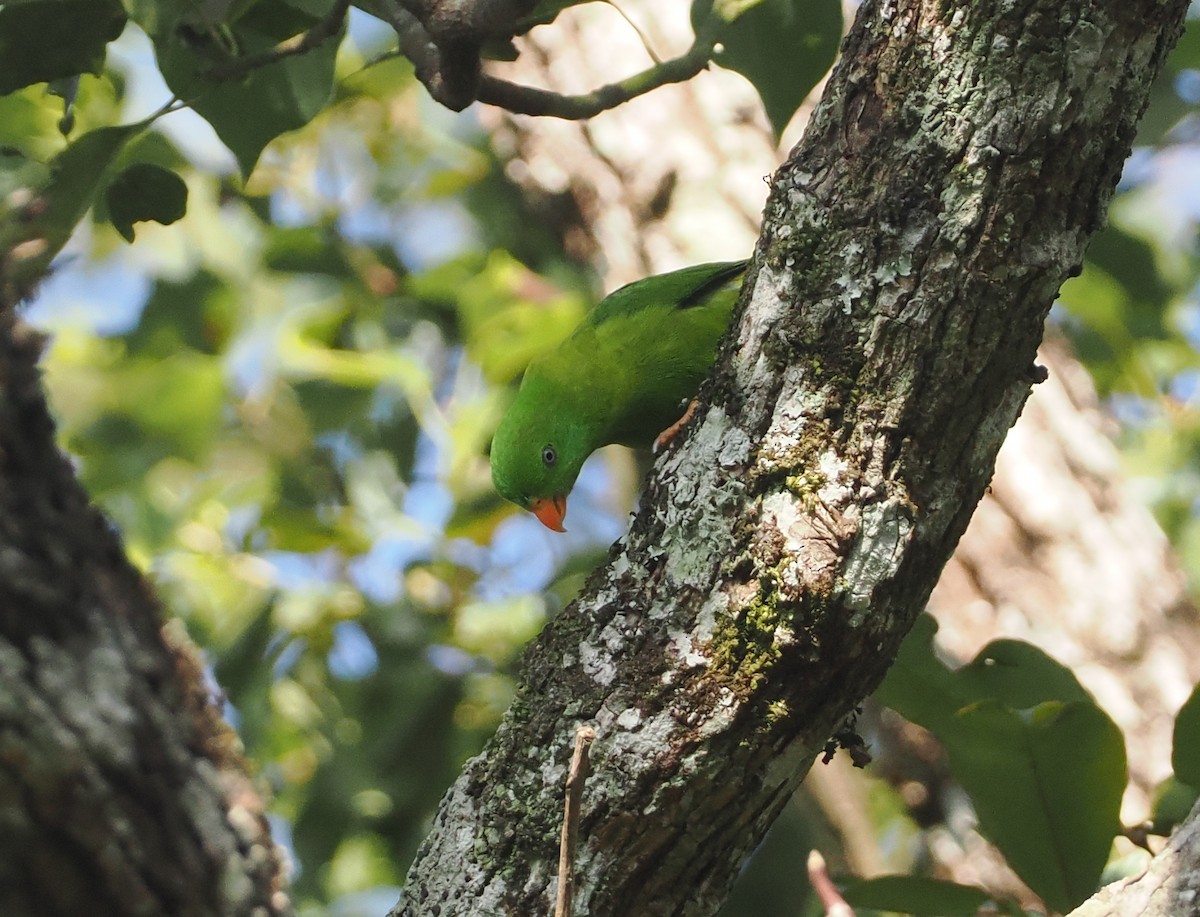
[395,0,1189,914]
[0,310,291,915]
[484,1,1200,898]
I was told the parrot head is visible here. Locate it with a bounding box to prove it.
[490,377,592,532]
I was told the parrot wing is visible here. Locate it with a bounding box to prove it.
[585,260,748,327]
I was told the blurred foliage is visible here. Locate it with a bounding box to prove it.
[1,2,1199,916]
[11,29,605,911]
[1057,14,1200,593]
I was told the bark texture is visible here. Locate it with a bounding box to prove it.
[486,6,1200,892]
[397,1,1189,914]
[487,8,1200,820]
[0,311,290,915]
[1069,800,1200,917]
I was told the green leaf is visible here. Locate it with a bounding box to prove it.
[105,162,188,241]
[0,0,126,95]
[1084,224,1174,324]
[840,876,990,916]
[873,613,963,734]
[954,639,1092,710]
[947,701,1126,913]
[0,85,66,158]
[212,600,278,705]
[1136,18,1200,146]
[696,0,842,139]
[1150,775,1199,834]
[1,120,145,288]
[119,354,228,459]
[120,0,193,38]
[877,615,1095,728]
[263,225,355,276]
[152,0,344,177]
[1173,680,1200,786]
[125,270,234,358]
[877,616,1128,912]
[409,250,586,384]
[1057,218,1183,396]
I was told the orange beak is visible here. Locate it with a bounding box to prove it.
[530,495,568,532]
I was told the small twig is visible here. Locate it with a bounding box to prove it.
[477,39,714,119]
[1122,820,1157,852]
[206,0,351,82]
[555,725,596,917]
[152,97,188,119]
[807,850,856,917]
[603,1,662,64]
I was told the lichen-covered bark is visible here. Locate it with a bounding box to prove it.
[396,1,1189,914]
[0,310,290,916]
[1069,800,1200,917]
[487,4,1200,895]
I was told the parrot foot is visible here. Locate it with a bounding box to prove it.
[654,399,700,453]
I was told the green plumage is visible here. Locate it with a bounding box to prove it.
[490,260,747,529]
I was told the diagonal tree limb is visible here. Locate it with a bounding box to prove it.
[394,0,1189,914]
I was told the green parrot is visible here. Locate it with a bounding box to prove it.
[490,259,747,532]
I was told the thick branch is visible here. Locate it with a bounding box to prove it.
[395,0,1189,914]
[364,0,540,110]
[363,0,484,110]
[0,312,290,914]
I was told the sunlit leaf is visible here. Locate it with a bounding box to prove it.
[411,250,586,384]
[1,120,145,288]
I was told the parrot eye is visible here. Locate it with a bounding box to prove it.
[541,444,557,467]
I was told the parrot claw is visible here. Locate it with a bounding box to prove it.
[654,399,700,453]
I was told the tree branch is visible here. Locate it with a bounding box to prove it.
[0,307,290,915]
[370,0,714,115]
[475,41,713,118]
[555,726,596,917]
[363,0,485,110]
